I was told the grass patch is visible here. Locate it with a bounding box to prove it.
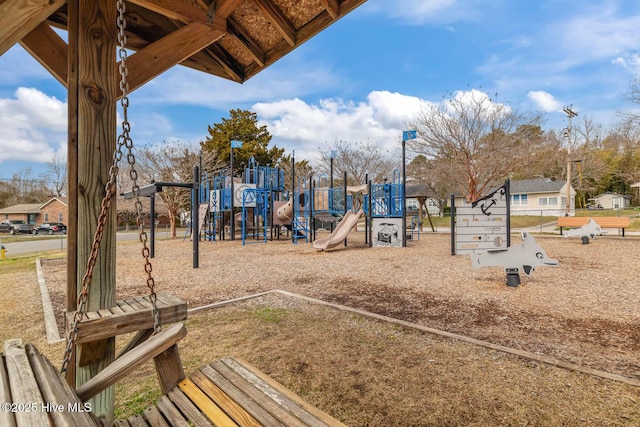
[0,252,41,273]
[114,377,161,419]
[253,307,287,324]
[110,296,640,425]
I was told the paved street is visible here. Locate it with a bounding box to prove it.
[0,230,173,257]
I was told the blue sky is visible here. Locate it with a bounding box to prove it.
[2,0,640,183]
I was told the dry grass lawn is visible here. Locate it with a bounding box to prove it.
[2,231,640,426]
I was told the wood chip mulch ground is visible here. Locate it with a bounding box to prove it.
[41,231,640,381]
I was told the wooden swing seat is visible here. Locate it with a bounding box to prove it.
[1,325,347,427]
[65,292,187,344]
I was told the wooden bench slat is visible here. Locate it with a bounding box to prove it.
[191,368,265,427]
[557,217,630,227]
[126,414,149,427]
[166,388,214,427]
[177,379,237,426]
[3,339,50,426]
[155,395,190,427]
[0,354,16,427]
[135,297,154,309]
[66,292,187,344]
[113,420,132,426]
[26,343,98,427]
[116,299,136,312]
[110,305,125,315]
[155,292,184,307]
[210,360,307,427]
[228,357,347,427]
[85,310,101,320]
[142,405,170,427]
[127,299,147,312]
[76,324,187,402]
[221,358,328,427]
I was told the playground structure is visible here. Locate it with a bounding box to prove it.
[193,156,414,251]
[204,157,287,245]
[310,171,409,250]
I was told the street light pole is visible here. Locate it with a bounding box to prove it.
[563,106,578,216]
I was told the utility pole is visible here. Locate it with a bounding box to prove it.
[563,105,578,215]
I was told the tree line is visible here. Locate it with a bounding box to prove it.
[4,92,640,234]
[407,90,640,207]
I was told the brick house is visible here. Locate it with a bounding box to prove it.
[0,197,68,226]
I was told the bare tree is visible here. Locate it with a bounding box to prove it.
[0,169,50,207]
[408,90,543,202]
[276,155,314,194]
[134,142,223,237]
[42,154,67,197]
[317,139,397,185]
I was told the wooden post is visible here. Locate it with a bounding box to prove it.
[67,0,118,421]
[66,0,79,388]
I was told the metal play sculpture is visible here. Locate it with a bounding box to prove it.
[470,232,559,286]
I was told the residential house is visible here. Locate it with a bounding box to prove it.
[509,178,575,216]
[589,192,631,210]
[405,184,441,217]
[454,178,575,217]
[0,197,68,226]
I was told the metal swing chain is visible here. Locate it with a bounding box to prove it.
[61,0,160,375]
[114,0,160,336]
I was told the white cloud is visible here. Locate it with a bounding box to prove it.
[559,8,640,66]
[365,0,486,25]
[0,87,66,163]
[447,89,510,116]
[527,91,562,112]
[253,91,429,164]
[612,54,640,74]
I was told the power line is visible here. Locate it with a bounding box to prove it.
[0,177,61,185]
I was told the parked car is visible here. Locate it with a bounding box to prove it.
[35,222,67,235]
[0,219,36,235]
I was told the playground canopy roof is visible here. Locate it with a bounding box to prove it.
[406,184,437,199]
[1,0,367,85]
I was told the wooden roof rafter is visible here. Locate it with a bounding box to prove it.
[124,20,228,92]
[3,0,368,86]
[320,0,340,19]
[227,16,266,67]
[0,0,67,57]
[20,22,69,86]
[253,0,296,47]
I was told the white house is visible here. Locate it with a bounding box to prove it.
[454,178,576,217]
[509,178,575,216]
[589,192,631,210]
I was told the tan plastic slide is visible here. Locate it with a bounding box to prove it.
[313,209,364,250]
